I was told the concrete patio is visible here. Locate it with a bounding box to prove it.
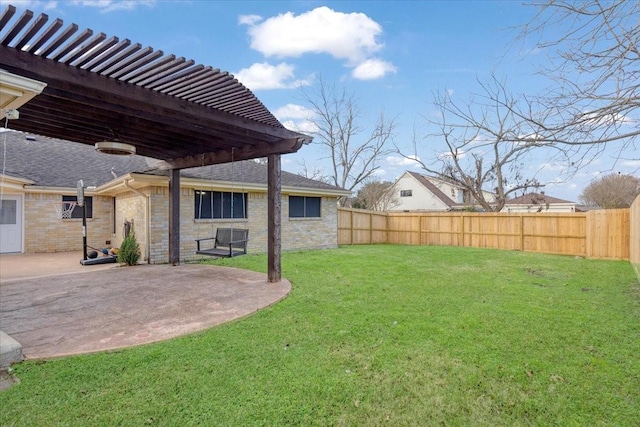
[0,252,290,363]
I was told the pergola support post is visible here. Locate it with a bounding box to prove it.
[169,168,181,266]
[267,153,282,282]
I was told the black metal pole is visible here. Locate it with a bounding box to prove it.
[82,202,88,260]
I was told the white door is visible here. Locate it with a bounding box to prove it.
[0,195,22,253]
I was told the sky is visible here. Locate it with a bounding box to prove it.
[3,0,638,201]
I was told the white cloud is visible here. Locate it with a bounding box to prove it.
[622,159,640,167]
[386,155,421,167]
[438,149,466,160]
[234,62,310,90]
[273,103,315,120]
[352,58,397,80]
[242,7,382,61]
[71,0,156,12]
[238,14,262,26]
[10,0,57,9]
[538,162,566,172]
[240,6,395,81]
[275,104,318,134]
[581,111,633,127]
[281,119,318,134]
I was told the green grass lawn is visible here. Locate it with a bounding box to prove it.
[1,245,638,426]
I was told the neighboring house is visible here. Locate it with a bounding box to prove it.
[0,130,350,262]
[387,171,495,212]
[501,192,581,213]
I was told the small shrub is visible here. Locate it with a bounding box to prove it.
[118,232,141,266]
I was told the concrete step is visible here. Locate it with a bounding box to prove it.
[0,330,23,368]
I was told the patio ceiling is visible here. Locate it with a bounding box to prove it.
[0,5,310,169]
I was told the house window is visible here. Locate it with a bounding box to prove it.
[62,195,92,219]
[289,196,321,218]
[195,191,247,219]
[400,190,412,197]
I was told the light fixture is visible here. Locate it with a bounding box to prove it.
[95,141,136,155]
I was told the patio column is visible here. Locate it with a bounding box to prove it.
[267,153,281,282]
[169,168,180,266]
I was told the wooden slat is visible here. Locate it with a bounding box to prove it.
[102,45,154,77]
[74,35,118,67]
[0,9,32,45]
[108,47,162,79]
[83,38,130,70]
[26,18,63,53]
[93,42,141,74]
[134,60,204,87]
[167,71,227,98]
[39,23,78,57]
[64,32,107,65]
[122,53,176,82]
[14,12,48,50]
[0,5,17,32]
[151,64,209,91]
[51,28,93,61]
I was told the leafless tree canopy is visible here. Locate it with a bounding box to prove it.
[300,77,397,206]
[519,0,639,158]
[399,76,569,212]
[579,173,640,208]
[352,179,400,211]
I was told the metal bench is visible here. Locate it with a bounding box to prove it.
[195,228,249,258]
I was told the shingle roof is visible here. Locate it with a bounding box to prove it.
[406,171,458,208]
[506,192,575,205]
[0,130,345,193]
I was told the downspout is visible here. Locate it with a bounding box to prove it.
[124,179,151,264]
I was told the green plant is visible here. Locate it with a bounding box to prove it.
[117,232,141,266]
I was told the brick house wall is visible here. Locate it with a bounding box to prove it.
[20,186,340,263]
[24,192,114,253]
[144,187,340,264]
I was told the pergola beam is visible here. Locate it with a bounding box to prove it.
[164,138,305,170]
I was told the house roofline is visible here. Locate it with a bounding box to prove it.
[96,173,351,197]
[0,173,35,191]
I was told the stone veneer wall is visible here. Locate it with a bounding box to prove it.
[24,192,114,253]
[147,187,339,264]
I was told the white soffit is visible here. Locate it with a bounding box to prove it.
[0,69,47,118]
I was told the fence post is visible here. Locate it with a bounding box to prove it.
[350,209,354,245]
[520,215,524,251]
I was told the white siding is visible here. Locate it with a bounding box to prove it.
[390,173,451,211]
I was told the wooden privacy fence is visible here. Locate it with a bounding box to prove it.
[338,208,632,260]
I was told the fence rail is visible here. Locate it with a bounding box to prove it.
[338,208,631,260]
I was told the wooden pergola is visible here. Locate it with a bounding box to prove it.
[0,5,311,282]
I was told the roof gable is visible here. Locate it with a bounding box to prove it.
[406,171,456,207]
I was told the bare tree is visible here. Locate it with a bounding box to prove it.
[297,159,332,184]
[399,76,568,212]
[517,0,639,159]
[352,179,400,211]
[579,173,640,208]
[300,77,397,206]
